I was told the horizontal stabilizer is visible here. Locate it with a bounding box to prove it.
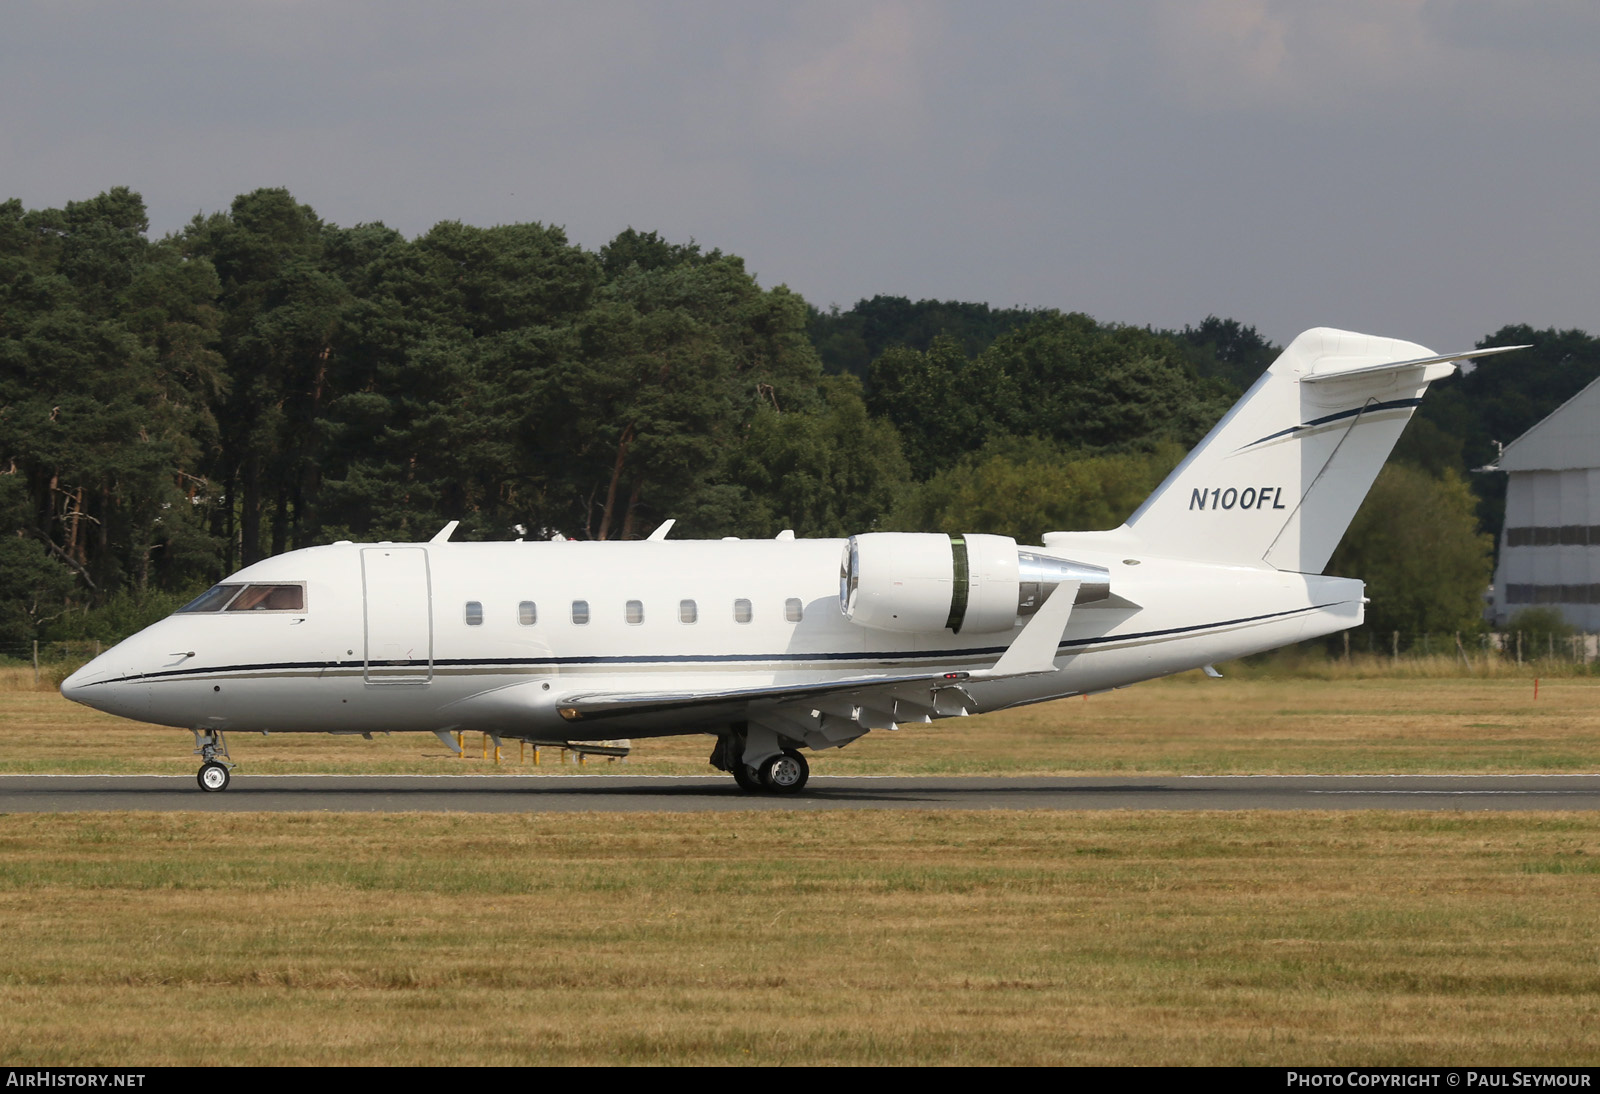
[1301,343,1528,384]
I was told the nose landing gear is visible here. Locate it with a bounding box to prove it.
[192,729,234,792]
[198,761,230,792]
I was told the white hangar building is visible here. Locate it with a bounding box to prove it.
[1490,374,1600,629]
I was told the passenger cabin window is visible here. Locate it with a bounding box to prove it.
[734,598,753,624]
[465,601,483,626]
[518,601,537,626]
[679,599,697,624]
[571,600,590,625]
[785,598,803,623]
[626,600,644,625]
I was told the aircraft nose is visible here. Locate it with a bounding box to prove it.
[60,652,150,721]
[59,661,106,705]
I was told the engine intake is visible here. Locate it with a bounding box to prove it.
[839,532,1110,634]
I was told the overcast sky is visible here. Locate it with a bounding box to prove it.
[4,1,1597,352]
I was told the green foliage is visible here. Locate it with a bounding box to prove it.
[0,526,76,650]
[808,295,1048,378]
[1506,607,1575,643]
[981,313,1233,452]
[1327,465,1493,639]
[0,188,224,649]
[599,228,710,278]
[40,586,205,645]
[888,438,1185,544]
[867,312,1232,479]
[1389,415,1466,479]
[1169,315,1278,390]
[315,218,600,543]
[723,375,910,538]
[866,335,1013,479]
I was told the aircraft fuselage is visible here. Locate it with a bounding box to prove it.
[63,535,1361,740]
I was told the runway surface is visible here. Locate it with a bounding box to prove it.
[6,773,1600,812]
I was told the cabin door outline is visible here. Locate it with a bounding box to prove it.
[361,547,434,684]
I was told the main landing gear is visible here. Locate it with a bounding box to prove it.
[713,731,810,794]
[192,729,234,792]
[758,749,810,793]
[731,750,810,794]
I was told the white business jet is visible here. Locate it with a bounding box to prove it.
[61,329,1521,793]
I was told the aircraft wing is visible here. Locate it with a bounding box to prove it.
[554,669,977,724]
[552,668,991,753]
[556,579,1083,741]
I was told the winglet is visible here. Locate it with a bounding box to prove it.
[430,520,460,544]
[975,579,1080,679]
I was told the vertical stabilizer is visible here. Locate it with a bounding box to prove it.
[1122,328,1458,573]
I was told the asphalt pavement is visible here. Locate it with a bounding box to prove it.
[6,773,1600,812]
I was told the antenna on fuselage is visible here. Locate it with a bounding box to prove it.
[430,520,460,543]
[648,519,676,541]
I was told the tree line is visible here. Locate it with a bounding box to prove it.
[3,186,1596,651]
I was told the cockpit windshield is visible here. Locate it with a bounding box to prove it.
[176,583,305,613]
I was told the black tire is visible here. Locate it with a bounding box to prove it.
[197,762,231,793]
[759,749,809,794]
[732,764,762,792]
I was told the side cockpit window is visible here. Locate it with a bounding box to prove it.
[177,584,245,613]
[178,583,305,613]
[226,584,306,612]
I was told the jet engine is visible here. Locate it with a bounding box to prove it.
[839,532,1110,634]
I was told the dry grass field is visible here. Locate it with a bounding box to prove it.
[5,663,1599,777]
[5,665,1600,1065]
[2,810,1600,1065]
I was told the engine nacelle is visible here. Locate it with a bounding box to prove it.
[839,532,1110,634]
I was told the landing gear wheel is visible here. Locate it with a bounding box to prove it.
[759,749,810,794]
[197,761,231,793]
[732,764,762,792]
